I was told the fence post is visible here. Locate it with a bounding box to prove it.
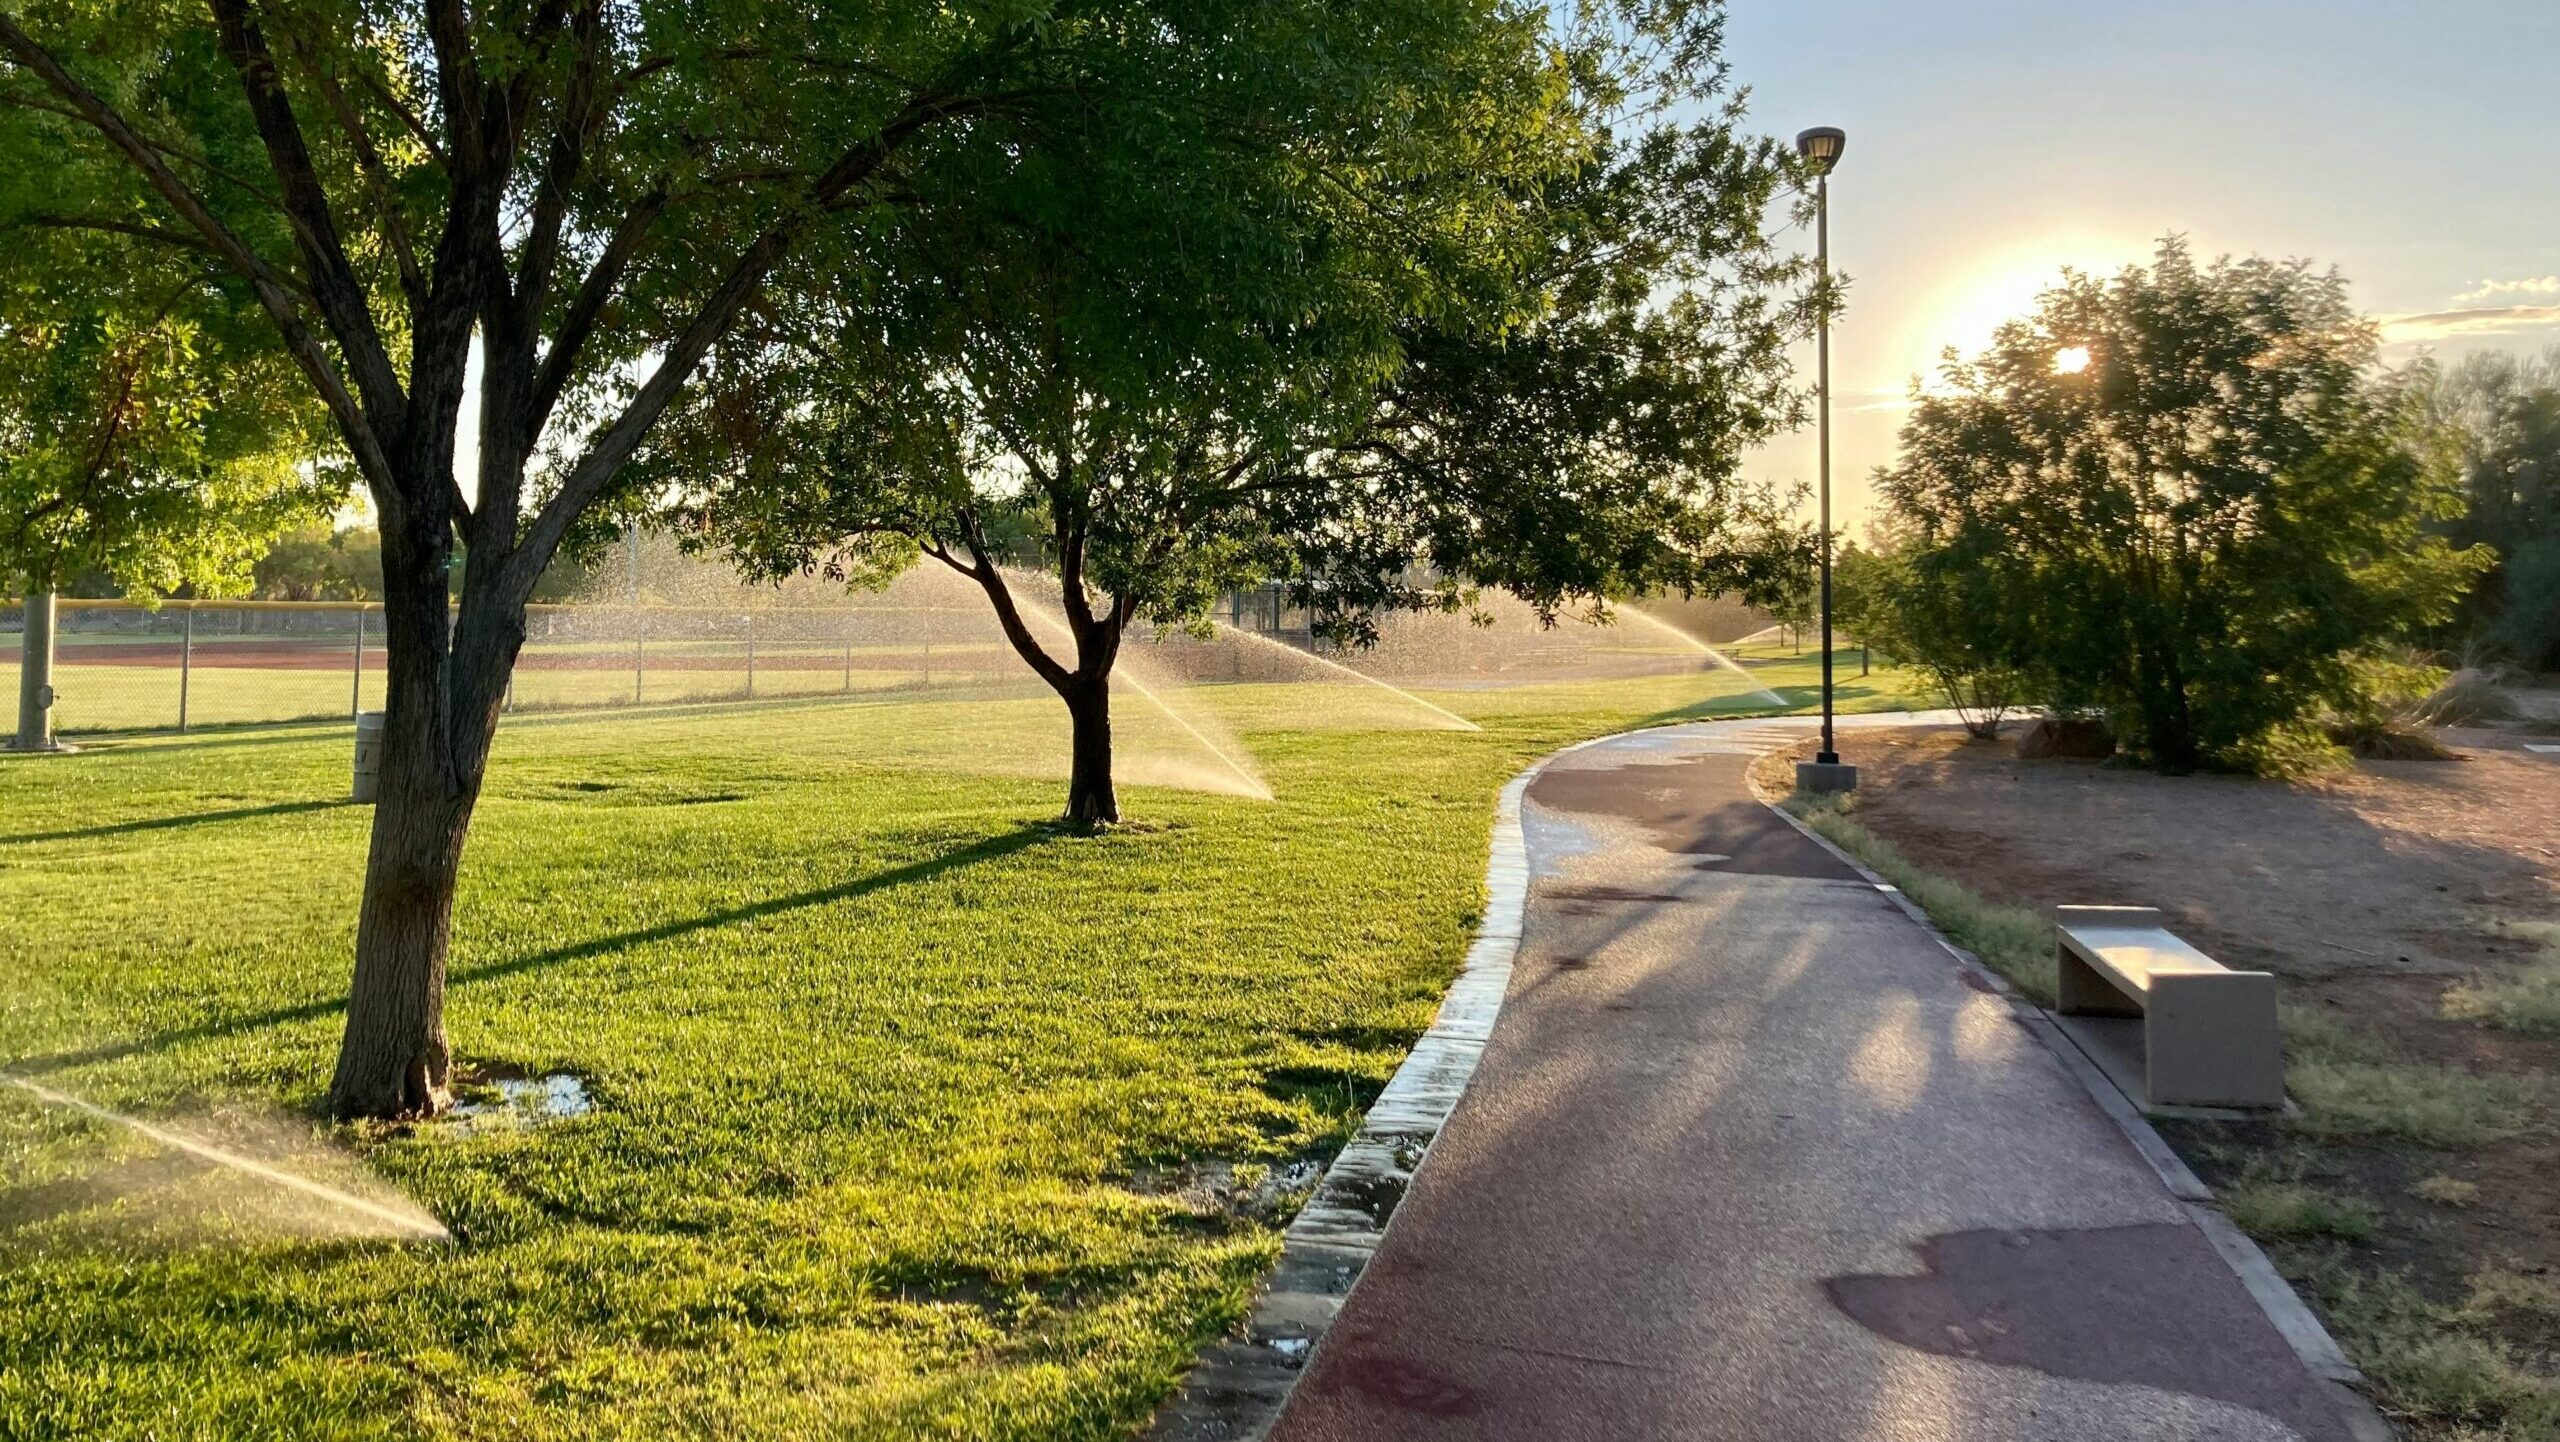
[178,607,193,732]
[632,607,644,705]
[350,607,365,716]
[744,612,756,698]
[842,629,853,694]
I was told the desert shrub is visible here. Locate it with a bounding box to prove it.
[2412,668,2521,727]
[2325,651,2458,760]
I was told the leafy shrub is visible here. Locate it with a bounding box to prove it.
[1873,240,2492,775]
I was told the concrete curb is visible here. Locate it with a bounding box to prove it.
[1145,739,1594,1440]
[1756,782,2397,1442]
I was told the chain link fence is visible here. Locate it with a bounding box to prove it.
[4,586,1778,738]
[3,599,1039,737]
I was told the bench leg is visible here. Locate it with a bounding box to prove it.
[2144,973,2285,1109]
[2057,944,2142,1017]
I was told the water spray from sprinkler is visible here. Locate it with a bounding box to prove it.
[997,572,1274,801]
[1,1073,451,1243]
[1619,607,1789,709]
[1209,620,1480,732]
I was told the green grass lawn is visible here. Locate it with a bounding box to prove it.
[0,653,1927,1441]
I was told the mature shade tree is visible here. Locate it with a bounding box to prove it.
[1876,238,2489,772]
[1310,3,1815,640]
[2423,346,2560,666]
[0,171,333,745]
[0,299,327,599]
[661,1,1814,824]
[0,0,1370,1115]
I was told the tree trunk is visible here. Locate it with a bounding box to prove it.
[1062,675,1119,828]
[329,760,471,1116]
[324,500,520,1119]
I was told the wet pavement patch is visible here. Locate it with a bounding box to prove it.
[1537,883,1687,911]
[1329,1352,1485,1419]
[1526,758,1859,880]
[1825,1224,2354,1440]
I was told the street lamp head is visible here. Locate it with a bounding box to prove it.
[1796,126,1846,177]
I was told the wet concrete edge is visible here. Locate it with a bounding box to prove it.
[1145,733,1625,1442]
[1753,774,2398,1442]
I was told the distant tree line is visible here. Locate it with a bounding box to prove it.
[2425,346,2560,670]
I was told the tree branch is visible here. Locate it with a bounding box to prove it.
[205,0,410,444]
[507,79,1014,596]
[956,515,1073,691]
[280,30,426,310]
[0,10,397,488]
[526,191,664,436]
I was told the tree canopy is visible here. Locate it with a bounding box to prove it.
[0,114,332,598]
[3,0,1664,1108]
[1874,238,2490,772]
[653,1,1815,822]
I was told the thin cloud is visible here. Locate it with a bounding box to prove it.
[2452,275,2560,304]
[2380,305,2560,343]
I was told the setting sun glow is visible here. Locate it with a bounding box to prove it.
[2054,346,2092,374]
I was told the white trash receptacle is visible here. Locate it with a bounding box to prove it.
[352,710,388,802]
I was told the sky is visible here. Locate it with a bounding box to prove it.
[1722,0,2560,533]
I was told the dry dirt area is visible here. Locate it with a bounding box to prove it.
[1767,723,2560,1435]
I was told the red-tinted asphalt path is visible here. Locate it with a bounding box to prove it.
[1265,720,2369,1442]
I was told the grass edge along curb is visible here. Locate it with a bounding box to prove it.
[1782,792,2057,1005]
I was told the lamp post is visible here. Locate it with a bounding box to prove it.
[1794,125,1856,795]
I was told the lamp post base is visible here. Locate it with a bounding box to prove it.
[1796,758,1858,795]
[5,739,77,756]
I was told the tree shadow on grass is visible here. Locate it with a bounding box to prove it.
[4,823,1061,1080]
[0,799,359,848]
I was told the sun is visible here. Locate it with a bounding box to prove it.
[2054,346,2092,375]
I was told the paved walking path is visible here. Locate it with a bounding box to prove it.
[1265,717,2371,1442]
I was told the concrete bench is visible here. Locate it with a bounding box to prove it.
[2054,906,2284,1110]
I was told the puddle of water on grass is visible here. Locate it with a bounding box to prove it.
[446,1073,593,1135]
[1126,1158,1324,1223]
